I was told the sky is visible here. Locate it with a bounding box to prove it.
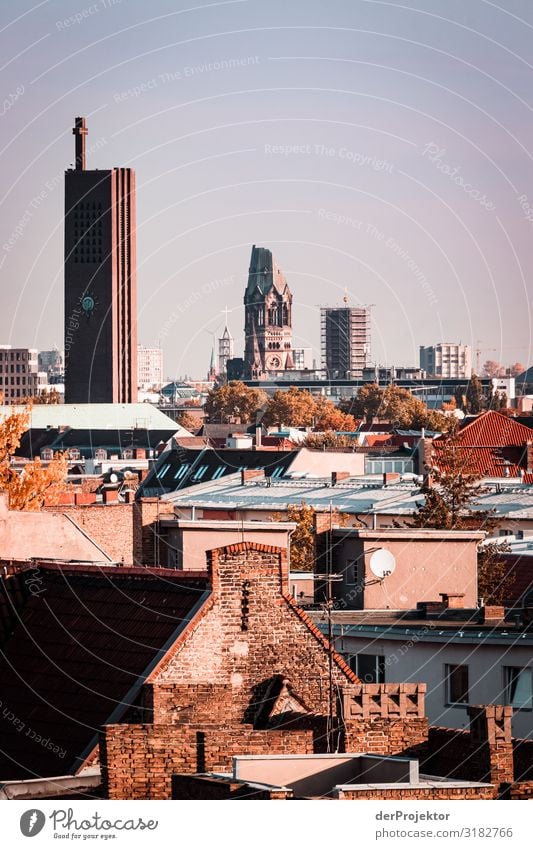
[0,0,532,378]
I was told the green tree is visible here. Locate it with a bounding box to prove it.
[466,373,484,414]
[204,381,267,424]
[454,386,467,412]
[412,430,487,529]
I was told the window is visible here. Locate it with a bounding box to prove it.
[350,653,385,684]
[446,664,469,705]
[504,667,532,710]
[345,559,358,585]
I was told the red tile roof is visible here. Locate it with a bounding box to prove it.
[433,411,533,478]
[453,411,533,448]
[0,564,208,780]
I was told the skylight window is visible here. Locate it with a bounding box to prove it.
[174,464,190,480]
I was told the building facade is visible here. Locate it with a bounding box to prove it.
[321,305,371,379]
[64,117,137,403]
[419,343,472,379]
[137,345,163,390]
[0,346,46,402]
[38,348,64,382]
[244,245,294,379]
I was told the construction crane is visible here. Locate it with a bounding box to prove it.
[475,340,496,374]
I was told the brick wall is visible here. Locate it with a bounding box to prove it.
[510,782,533,800]
[101,724,312,800]
[132,498,174,566]
[339,786,494,800]
[101,542,359,798]
[44,503,134,564]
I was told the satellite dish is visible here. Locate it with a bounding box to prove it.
[109,473,118,484]
[369,548,396,579]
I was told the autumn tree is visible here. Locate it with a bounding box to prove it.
[0,405,67,510]
[482,360,505,378]
[31,387,61,404]
[262,387,317,427]
[204,381,267,424]
[175,410,199,432]
[477,541,514,605]
[303,431,359,450]
[508,362,525,377]
[340,383,384,422]
[312,395,356,431]
[274,502,350,571]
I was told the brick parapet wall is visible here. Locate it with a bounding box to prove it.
[342,683,429,756]
[339,786,494,800]
[43,503,134,564]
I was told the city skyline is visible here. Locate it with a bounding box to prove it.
[0,0,532,378]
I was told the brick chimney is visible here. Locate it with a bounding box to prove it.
[439,592,465,609]
[468,705,514,788]
[331,471,350,486]
[241,469,264,485]
[479,605,505,624]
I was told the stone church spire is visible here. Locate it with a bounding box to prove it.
[243,245,293,379]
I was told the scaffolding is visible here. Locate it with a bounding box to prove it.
[320,305,371,379]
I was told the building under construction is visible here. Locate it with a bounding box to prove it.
[320,304,371,379]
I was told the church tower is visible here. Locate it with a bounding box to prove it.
[64,117,137,403]
[243,245,294,379]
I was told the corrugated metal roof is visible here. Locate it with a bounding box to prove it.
[0,403,187,433]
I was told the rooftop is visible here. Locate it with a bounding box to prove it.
[162,473,533,519]
[0,563,208,780]
[0,403,186,433]
[173,753,492,799]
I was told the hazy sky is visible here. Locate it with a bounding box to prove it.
[1,0,532,378]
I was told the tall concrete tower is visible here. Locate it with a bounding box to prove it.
[243,245,293,379]
[64,117,137,403]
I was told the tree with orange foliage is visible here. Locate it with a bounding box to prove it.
[312,395,357,431]
[0,405,68,510]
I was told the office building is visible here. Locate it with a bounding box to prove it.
[419,343,472,379]
[137,345,163,390]
[0,346,46,402]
